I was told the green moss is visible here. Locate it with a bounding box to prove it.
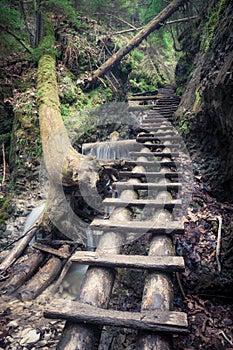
[193,88,201,112]
[30,19,58,62]
[176,113,195,137]
[200,0,227,52]
[0,197,11,223]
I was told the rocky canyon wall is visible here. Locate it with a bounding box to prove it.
[175,0,233,200]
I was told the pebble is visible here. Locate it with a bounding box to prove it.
[20,328,40,345]
[7,320,19,328]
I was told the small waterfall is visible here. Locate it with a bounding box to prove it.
[23,203,46,245]
[82,140,143,160]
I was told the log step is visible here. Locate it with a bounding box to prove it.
[90,219,184,234]
[125,160,177,167]
[135,143,180,149]
[112,182,182,190]
[140,125,174,130]
[44,300,188,334]
[143,118,174,123]
[103,198,182,209]
[137,135,180,142]
[129,151,179,157]
[70,251,185,272]
[139,131,178,137]
[119,171,181,179]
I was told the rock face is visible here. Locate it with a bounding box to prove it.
[175,0,233,200]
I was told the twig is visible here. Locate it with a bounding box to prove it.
[219,330,233,346]
[2,142,6,186]
[176,271,186,299]
[216,216,222,273]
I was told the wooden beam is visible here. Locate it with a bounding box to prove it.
[119,171,181,179]
[103,198,182,209]
[90,219,184,234]
[125,160,177,167]
[32,243,70,259]
[129,151,179,157]
[70,251,185,272]
[112,182,182,190]
[44,300,188,333]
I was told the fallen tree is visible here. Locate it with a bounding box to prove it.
[37,54,98,188]
[86,0,188,87]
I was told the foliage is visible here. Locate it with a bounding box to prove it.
[0,1,25,55]
[128,26,179,93]
[30,18,57,60]
[176,112,195,136]
[200,0,227,52]
[139,0,165,24]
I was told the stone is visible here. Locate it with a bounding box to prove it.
[20,328,40,345]
[7,320,19,328]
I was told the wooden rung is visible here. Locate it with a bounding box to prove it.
[119,171,181,179]
[143,119,174,124]
[112,182,182,190]
[140,125,174,130]
[129,151,179,157]
[135,143,180,149]
[137,135,181,142]
[125,160,177,167]
[138,131,178,137]
[70,251,185,272]
[103,198,182,209]
[44,300,188,334]
[90,219,184,234]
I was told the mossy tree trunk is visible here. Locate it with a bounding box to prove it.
[37,54,98,188]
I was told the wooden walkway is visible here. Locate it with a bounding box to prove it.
[53,85,188,349]
[0,84,188,349]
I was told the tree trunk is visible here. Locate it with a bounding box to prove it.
[37,54,98,188]
[87,0,187,86]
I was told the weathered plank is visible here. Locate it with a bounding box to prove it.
[134,143,180,149]
[125,160,177,167]
[70,251,185,272]
[129,151,179,157]
[44,299,188,334]
[103,198,182,209]
[90,219,184,234]
[143,118,174,123]
[112,182,181,190]
[119,171,181,179]
[139,125,174,130]
[137,135,181,142]
[139,131,178,137]
[32,243,70,258]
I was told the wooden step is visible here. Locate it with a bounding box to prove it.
[112,182,181,191]
[90,219,184,234]
[142,118,174,123]
[103,198,182,209]
[119,171,181,179]
[129,151,179,158]
[140,125,174,130]
[70,251,185,272]
[125,160,177,167]
[45,300,188,334]
[135,143,180,149]
[137,135,181,142]
[138,131,178,137]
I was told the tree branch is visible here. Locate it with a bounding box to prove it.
[86,0,188,87]
[113,15,198,35]
[0,24,32,53]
